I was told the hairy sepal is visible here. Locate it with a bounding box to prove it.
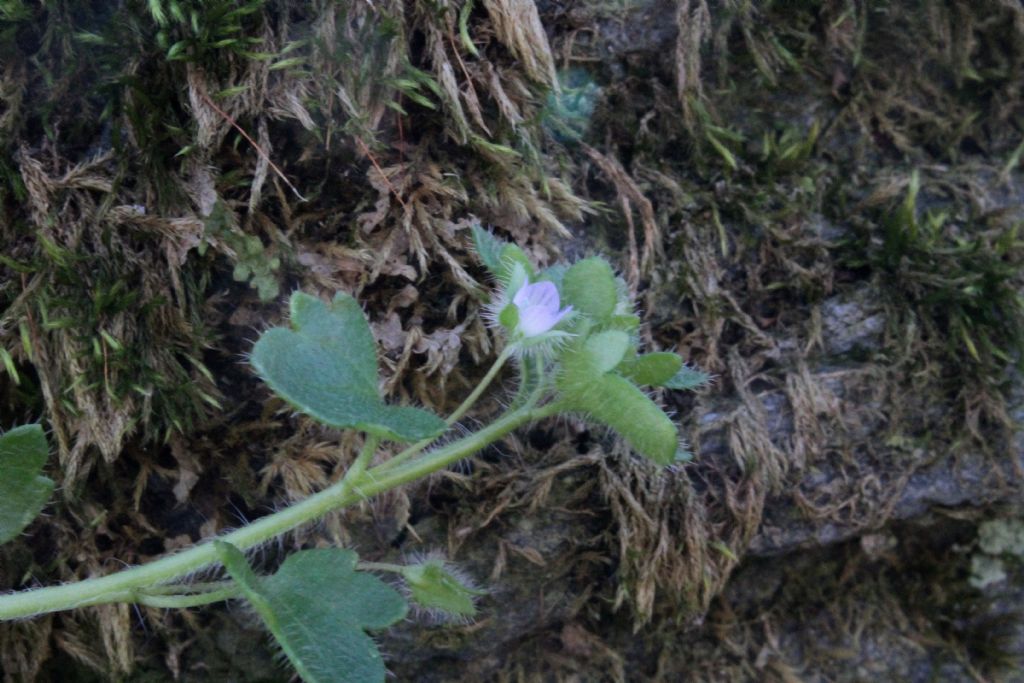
[470,224,533,285]
[561,257,618,322]
[401,559,484,619]
[584,330,631,373]
[664,365,712,391]
[471,224,506,277]
[618,352,684,386]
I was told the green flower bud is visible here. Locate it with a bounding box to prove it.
[400,557,485,620]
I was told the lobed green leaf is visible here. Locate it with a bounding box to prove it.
[251,292,445,442]
[216,542,407,683]
[0,425,53,545]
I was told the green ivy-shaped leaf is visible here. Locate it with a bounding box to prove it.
[216,542,407,683]
[251,292,446,442]
[0,425,53,545]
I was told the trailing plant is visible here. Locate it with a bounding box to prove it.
[0,229,707,682]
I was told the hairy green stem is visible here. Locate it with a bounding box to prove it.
[130,585,241,609]
[71,582,241,610]
[507,357,532,410]
[444,347,512,426]
[508,353,546,411]
[341,434,379,492]
[136,581,235,596]
[373,347,513,476]
[0,402,561,621]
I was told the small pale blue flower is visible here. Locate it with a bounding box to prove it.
[511,281,572,337]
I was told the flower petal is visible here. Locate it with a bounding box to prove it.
[513,281,559,310]
[519,305,558,337]
[512,283,530,307]
[550,305,572,326]
[531,281,561,309]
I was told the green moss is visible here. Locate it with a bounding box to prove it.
[843,171,1024,379]
[34,232,221,443]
